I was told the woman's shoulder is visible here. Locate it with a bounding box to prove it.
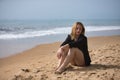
[67,34,71,37]
[67,34,72,40]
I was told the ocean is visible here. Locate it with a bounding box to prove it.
[0,19,120,58]
[0,19,120,39]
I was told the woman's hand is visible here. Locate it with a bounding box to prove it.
[56,48,64,59]
[56,44,69,59]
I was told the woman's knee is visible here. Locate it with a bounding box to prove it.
[57,48,62,53]
[58,48,67,57]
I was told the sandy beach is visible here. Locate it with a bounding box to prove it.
[0,35,120,80]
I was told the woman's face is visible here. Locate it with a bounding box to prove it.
[75,24,82,36]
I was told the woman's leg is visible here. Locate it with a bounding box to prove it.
[56,48,85,73]
[71,48,85,66]
[56,47,69,70]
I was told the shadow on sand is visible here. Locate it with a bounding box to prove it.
[66,64,120,71]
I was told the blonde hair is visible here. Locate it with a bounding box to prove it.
[71,22,85,40]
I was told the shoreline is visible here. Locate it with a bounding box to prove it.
[0,29,120,59]
[0,35,120,60]
[0,35,120,80]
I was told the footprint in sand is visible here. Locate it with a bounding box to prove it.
[12,75,24,80]
[21,68,30,72]
[88,72,96,76]
[40,74,48,80]
[12,75,33,80]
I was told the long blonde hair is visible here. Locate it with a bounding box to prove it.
[71,22,85,40]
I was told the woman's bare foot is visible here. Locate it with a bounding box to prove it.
[55,66,59,71]
[55,67,65,74]
[55,64,61,71]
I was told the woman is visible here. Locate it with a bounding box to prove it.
[55,22,91,74]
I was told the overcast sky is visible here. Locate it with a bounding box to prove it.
[0,0,120,20]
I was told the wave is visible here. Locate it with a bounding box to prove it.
[0,26,120,39]
[86,26,120,32]
[0,27,71,39]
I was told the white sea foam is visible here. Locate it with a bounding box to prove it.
[0,27,71,39]
[0,26,120,39]
[86,26,120,32]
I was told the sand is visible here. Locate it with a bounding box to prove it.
[0,35,120,80]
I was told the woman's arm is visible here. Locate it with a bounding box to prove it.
[60,35,71,47]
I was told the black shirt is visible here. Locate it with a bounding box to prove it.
[60,34,91,66]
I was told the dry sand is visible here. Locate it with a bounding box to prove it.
[0,35,120,80]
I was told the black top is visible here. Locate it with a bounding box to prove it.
[60,34,91,66]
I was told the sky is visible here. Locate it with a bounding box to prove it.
[0,0,120,20]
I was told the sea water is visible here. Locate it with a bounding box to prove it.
[0,19,120,39]
[0,19,120,58]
